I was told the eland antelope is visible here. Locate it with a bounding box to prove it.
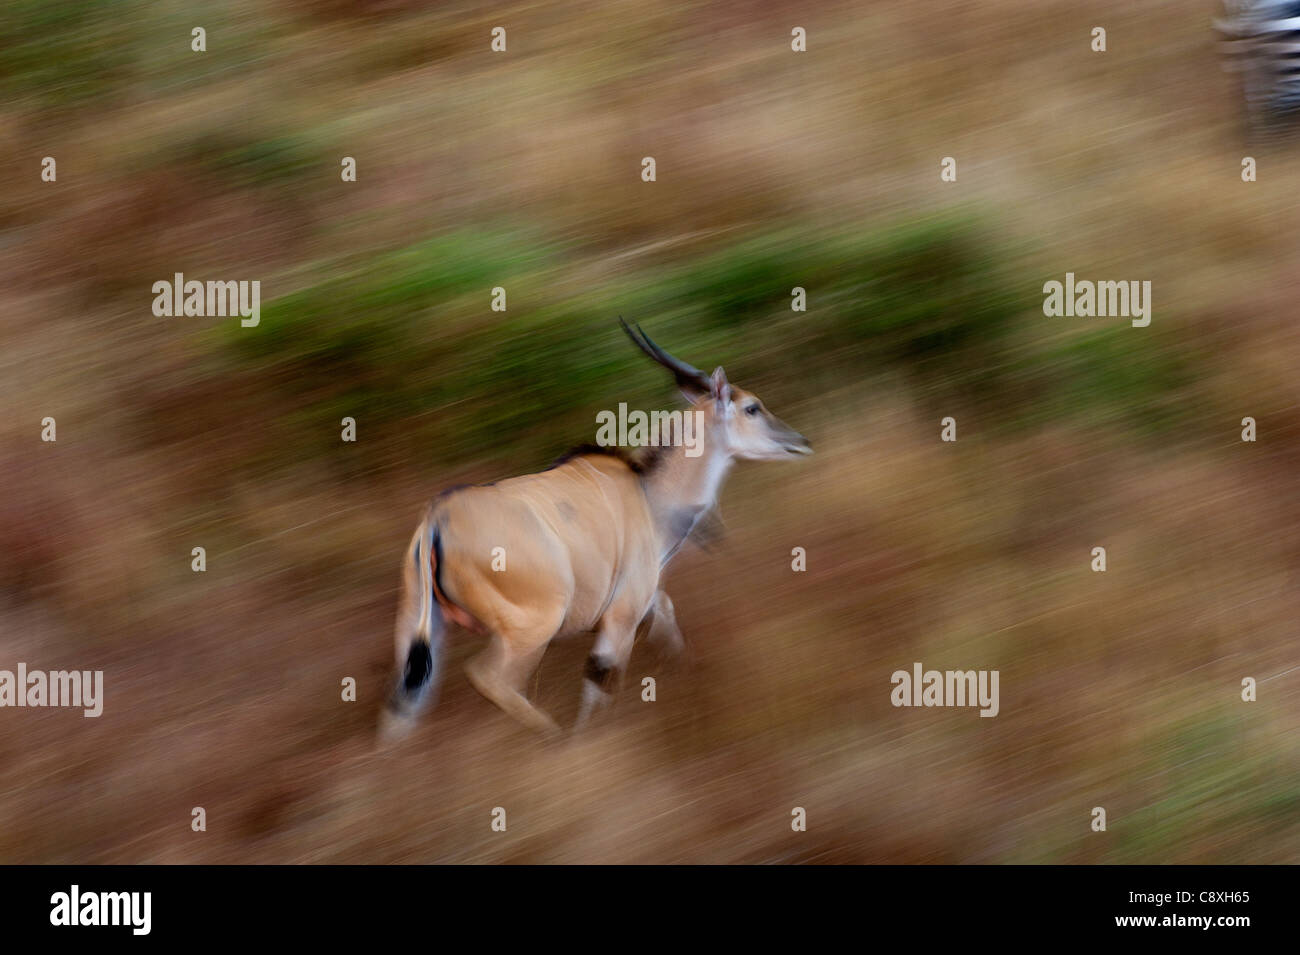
[382,321,811,739]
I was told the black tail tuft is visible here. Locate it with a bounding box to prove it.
[403,640,433,692]
[389,635,443,719]
[385,517,446,728]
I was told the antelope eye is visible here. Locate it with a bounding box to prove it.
[745,403,761,416]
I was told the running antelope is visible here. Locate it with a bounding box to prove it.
[381,321,811,739]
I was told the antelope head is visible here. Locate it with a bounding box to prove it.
[620,319,812,461]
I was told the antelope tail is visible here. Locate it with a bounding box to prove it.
[385,514,446,726]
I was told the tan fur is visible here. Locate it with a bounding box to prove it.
[385,332,810,738]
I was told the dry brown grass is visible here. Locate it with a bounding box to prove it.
[1,0,1298,863]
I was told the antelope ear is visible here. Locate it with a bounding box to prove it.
[710,366,731,406]
[679,380,710,404]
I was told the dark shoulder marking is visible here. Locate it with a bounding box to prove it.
[434,483,474,501]
[547,443,665,476]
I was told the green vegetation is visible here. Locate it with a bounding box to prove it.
[217,210,1212,470]
[0,0,140,109]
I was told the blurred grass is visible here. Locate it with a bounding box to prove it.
[215,210,1213,473]
[0,0,139,110]
[2,0,1297,864]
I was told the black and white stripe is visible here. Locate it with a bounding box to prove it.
[1218,1,1300,114]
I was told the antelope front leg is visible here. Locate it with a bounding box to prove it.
[641,589,684,658]
[575,610,639,731]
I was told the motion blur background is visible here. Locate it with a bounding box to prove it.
[1,0,1297,862]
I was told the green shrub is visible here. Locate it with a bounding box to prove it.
[0,0,139,109]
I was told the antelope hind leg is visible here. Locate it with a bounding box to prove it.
[465,633,561,738]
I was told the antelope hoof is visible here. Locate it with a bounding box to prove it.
[531,713,563,739]
[377,707,417,747]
